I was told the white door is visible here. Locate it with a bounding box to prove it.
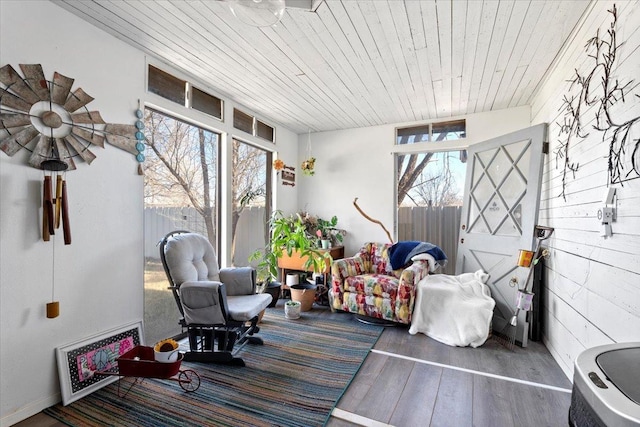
[455,124,547,347]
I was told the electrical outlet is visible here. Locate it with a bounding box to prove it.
[600,188,617,237]
[601,206,614,224]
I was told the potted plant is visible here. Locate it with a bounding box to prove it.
[315,215,345,248]
[298,211,346,249]
[249,233,282,308]
[250,210,331,285]
[301,157,315,176]
[284,300,301,319]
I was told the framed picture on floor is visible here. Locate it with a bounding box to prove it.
[56,321,144,405]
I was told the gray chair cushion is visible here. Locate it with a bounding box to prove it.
[227,293,272,321]
[220,267,256,296]
[164,233,220,285]
[180,281,227,325]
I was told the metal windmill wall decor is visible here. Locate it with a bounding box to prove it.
[0,63,140,171]
[0,63,142,246]
[1,63,144,319]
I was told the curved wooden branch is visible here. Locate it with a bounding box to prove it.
[353,197,394,244]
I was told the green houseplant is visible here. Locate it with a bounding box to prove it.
[250,211,332,285]
[315,215,345,247]
[297,211,346,248]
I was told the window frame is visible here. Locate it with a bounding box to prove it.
[147,64,224,121]
[395,119,466,146]
[233,108,276,143]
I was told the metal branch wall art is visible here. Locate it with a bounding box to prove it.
[555,4,640,200]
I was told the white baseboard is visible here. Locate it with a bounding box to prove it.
[1,393,60,427]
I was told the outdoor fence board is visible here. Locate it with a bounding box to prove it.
[145,206,461,275]
[397,206,461,275]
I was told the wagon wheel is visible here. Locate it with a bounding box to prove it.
[178,369,200,392]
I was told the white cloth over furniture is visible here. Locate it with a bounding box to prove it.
[409,270,495,348]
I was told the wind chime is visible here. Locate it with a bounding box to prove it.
[41,130,72,319]
[1,63,142,320]
[41,139,71,245]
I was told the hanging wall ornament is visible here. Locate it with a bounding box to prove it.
[134,102,146,175]
[0,63,141,319]
[0,64,139,169]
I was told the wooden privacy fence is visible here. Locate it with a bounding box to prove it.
[144,207,208,259]
[143,206,266,263]
[145,206,461,274]
[397,206,462,275]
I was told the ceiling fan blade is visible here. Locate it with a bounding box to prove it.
[227,0,286,27]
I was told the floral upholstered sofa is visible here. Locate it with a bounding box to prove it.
[330,242,441,324]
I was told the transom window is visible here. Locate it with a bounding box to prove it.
[147,65,223,120]
[233,108,275,143]
[396,119,466,145]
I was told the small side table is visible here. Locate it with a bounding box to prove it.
[278,246,345,292]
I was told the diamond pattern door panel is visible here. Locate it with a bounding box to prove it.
[456,124,546,347]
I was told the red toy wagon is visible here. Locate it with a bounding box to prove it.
[96,345,200,395]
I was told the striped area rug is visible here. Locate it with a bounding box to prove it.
[44,309,383,426]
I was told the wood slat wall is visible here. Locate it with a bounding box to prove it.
[530,0,640,379]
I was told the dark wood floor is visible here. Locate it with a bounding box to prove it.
[327,324,571,426]
[15,304,571,427]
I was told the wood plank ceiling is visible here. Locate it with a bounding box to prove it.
[51,0,592,134]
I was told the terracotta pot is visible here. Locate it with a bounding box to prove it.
[290,283,316,311]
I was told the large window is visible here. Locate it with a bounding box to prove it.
[396,148,466,274]
[142,108,220,345]
[231,139,271,268]
[143,66,275,344]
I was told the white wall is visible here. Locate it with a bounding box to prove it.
[0,2,145,425]
[0,2,299,425]
[298,106,531,256]
[531,0,640,379]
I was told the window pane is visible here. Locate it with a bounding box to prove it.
[142,108,219,344]
[148,65,186,105]
[397,124,430,144]
[396,150,466,275]
[231,139,271,270]
[256,120,274,142]
[234,109,253,134]
[192,86,222,119]
[432,119,466,141]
